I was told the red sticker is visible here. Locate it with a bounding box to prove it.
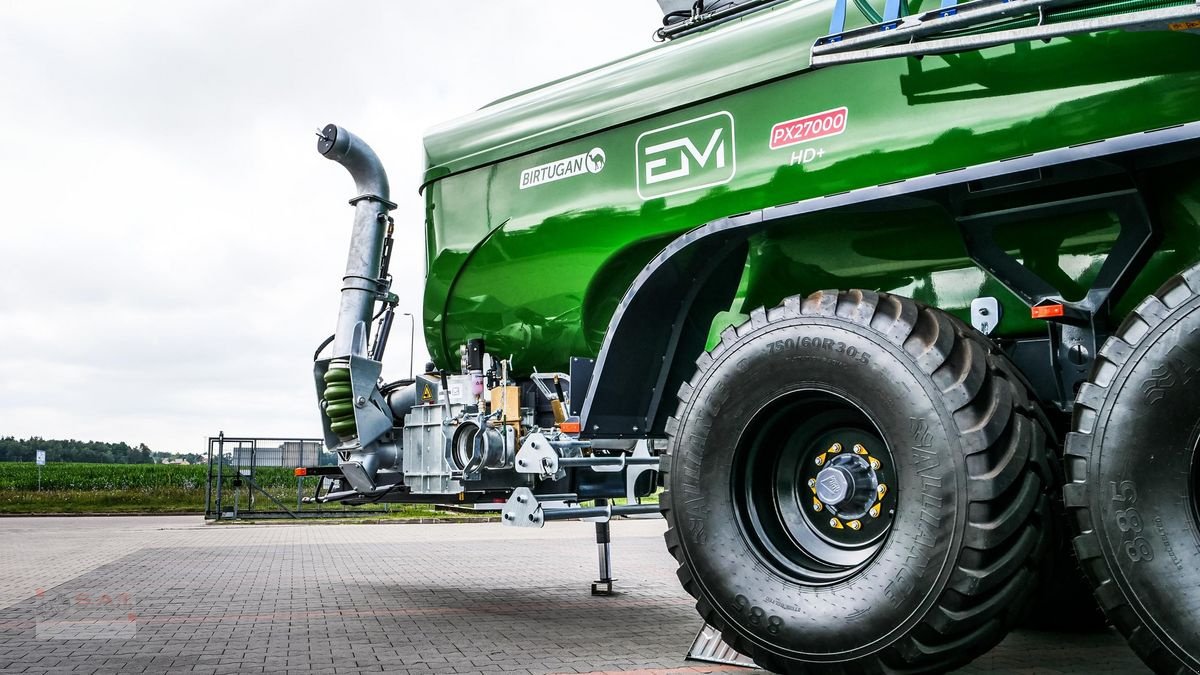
[769,107,848,150]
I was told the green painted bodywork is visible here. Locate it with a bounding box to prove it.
[421,0,1200,373]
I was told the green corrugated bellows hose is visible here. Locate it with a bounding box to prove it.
[322,367,357,440]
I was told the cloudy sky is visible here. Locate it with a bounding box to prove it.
[0,1,662,453]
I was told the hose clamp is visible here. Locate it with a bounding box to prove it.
[348,193,398,210]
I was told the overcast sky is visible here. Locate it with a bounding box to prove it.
[0,1,662,453]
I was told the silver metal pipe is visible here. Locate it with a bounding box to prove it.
[556,456,660,468]
[596,513,612,582]
[810,5,1200,68]
[812,0,1055,57]
[306,489,360,504]
[597,543,612,580]
[317,124,397,358]
[541,503,660,521]
[385,383,418,421]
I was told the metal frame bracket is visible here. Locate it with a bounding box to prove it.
[955,184,1159,406]
[502,488,545,528]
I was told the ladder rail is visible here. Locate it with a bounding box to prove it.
[817,0,1063,53]
[812,1,1200,67]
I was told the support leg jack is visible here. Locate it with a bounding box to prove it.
[591,505,615,596]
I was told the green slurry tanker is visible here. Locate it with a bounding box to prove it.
[306,0,1200,671]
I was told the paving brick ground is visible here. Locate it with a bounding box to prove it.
[0,516,1149,674]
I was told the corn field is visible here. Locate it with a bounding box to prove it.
[0,462,296,492]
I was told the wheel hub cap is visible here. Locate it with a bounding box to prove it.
[815,467,851,505]
[812,448,881,522]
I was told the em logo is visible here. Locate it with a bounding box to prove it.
[636,111,736,200]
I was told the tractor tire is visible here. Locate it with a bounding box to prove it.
[1064,264,1200,674]
[1021,429,1108,632]
[660,290,1054,673]
[1020,504,1109,631]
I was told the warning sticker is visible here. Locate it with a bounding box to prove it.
[769,107,848,150]
[421,384,434,402]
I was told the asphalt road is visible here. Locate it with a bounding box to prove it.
[0,516,1149,674]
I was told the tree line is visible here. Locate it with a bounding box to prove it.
[0,437,201,464]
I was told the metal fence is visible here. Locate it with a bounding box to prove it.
[203,432,389,520]
[230,440,323,468]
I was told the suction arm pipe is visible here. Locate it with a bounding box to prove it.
[318,123,397,359]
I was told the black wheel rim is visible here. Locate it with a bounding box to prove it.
[733,389,895,585]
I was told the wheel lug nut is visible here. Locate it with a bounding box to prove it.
[869,503,881,518]
[827,443,842,454]
[846,520,862,531]
[853,444,868,455]
[869,457,881,470]
[812,497,823,512]
[877,484,888,499]
[807,478,817,492]
[829,518,843,529]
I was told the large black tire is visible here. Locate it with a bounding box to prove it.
[1020,500,1109,631]
[1064,265,1200,674]
[1021,429,1108,632]
[660,290,1053,673]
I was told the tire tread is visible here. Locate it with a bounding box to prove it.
[1064,265,1200,675]
[661,290,1052,674]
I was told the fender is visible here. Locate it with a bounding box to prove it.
[578,119,1200,438]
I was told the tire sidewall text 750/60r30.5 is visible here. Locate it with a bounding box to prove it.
[660,290,1052,674]
[1066,264,1200,674]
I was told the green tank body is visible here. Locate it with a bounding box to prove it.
[308,4,1200,670]
[420,0,1200,373]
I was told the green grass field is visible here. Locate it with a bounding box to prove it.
[0,462,299,492]
[0,462,299,513]
[0,462,657,516]
[0,488,207,513]
[0,462,436,516]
